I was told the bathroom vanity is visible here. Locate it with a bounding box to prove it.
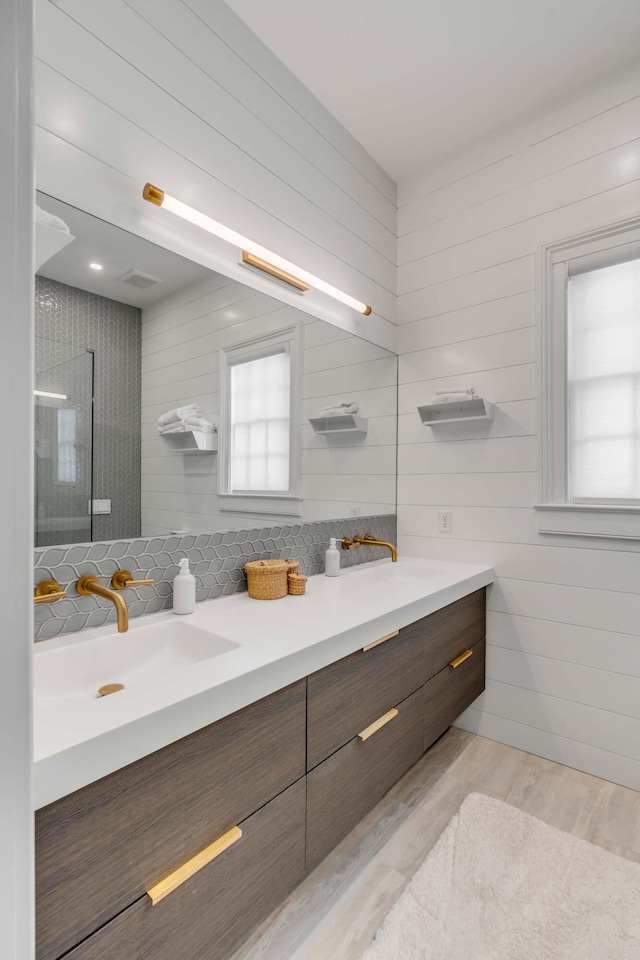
[34,558,492,960]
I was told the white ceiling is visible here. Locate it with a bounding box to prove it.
[225,0,640,181]
[36,193,213,308]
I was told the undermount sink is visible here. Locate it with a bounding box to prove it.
[351,559,447,581]
[34,619,239,703]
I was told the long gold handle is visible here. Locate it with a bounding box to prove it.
[358,708,398,741]
[147,826,242,905]
[362,630,399,652]
[449,649,473,669]
[111,569,155,590]
[34,580,67,604]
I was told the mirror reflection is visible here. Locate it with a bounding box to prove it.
[34,194,397,547]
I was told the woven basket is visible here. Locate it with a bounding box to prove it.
[287,572,307,596]
[244,559,288,600]
[284,558,300,574]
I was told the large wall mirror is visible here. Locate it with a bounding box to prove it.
[34,193,398,547]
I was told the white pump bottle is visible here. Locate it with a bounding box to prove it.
[324,538,341,577]
[173,557,196,614]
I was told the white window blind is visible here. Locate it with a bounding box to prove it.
[567,257,640,503]
[229,349,291,493]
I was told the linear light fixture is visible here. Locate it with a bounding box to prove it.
[34,390,67,400]
[142,183,372,315]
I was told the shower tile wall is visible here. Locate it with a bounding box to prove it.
[35,276,141,541]
[35,340,93,545]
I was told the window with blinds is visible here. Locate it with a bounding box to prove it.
[229,349,290,493]
[218,323,301,512]
[568,257,640,503]
[538,218,640,538]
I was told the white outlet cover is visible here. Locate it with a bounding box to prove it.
[438,510,452,533]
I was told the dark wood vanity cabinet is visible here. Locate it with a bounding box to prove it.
[35,588,486,960]
[307,622,427,769]
[62,780,307,960]
[305,588,486,868]
[35,680,306,960]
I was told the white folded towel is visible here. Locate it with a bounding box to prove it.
[35,205,71,234]
[158,423,188,434]
[158,416,217,435]
[430,388,479,404]
[319,402,358,417]
[157,403,202,427]
[182,417,217,433]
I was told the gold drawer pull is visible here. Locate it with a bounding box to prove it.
[147,825,242,905]
[358,707,398,741]
[449,649,473,669]
[362,630,399,652]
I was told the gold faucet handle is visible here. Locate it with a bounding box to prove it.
[341,537,360,550]
[111,569,155,591]
[34,580,67,604]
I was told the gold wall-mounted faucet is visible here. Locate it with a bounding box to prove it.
[76,575,129,633]
[111,569,155,591]
[33,580,67,604]
[341,537,361,550]
[353,534,398,562]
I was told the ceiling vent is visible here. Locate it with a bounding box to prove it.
[118,269,162,288]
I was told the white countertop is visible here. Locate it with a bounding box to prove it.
[33,557,494,809]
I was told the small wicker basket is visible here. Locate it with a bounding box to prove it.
[244,559,288,600]
[284,558,300,574]
[287,572,307,596]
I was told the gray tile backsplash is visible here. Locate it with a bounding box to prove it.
[33,514,396,640]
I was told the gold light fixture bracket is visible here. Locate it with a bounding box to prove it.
[242,250,309,293]
[143,183,165,207]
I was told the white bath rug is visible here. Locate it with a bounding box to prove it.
[361,792,640,959]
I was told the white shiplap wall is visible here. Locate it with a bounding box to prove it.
[141,278,396,534]
[34,0,396,348]
[397,64,640,790]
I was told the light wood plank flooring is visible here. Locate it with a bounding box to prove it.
[231,730,640,960]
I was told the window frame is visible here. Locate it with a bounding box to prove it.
[537,215,640,539]
[218,323,302,516]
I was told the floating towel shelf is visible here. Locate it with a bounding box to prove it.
[309,414,368,435]
[161,430,218,453]
[418,398,494,426]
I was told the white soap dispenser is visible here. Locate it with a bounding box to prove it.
[325,538,341,577]
[173,557,196,614]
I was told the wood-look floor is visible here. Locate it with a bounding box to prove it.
[230,730,640,960]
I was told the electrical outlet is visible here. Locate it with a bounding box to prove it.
[350,506,362,516]
[438,510,452,534]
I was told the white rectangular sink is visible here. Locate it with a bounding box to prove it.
[348,559,448,581]
[34,619,239,703]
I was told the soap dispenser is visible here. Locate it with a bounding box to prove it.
[173,557,196,614]
[325,538,341,577]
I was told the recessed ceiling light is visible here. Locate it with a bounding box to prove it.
[89,262,103,271]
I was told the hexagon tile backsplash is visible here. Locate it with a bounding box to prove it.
[33,514,396,640]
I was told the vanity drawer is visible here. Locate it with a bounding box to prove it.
[35,679,306,960]
[307,626,426,769]
[424,637,486,751]
[63,778,306,960]
[403,588,486,682]
[306,686,424,870]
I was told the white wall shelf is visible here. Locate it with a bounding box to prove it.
[161,431,218,453]
[418,398,494,426]
[309,414,368,435]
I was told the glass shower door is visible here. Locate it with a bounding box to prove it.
[34,339,94,546]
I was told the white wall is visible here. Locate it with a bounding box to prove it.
[0,0,34,956]
[34,0,396,350]
[397,64,640,790]
[141,276,396,533]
